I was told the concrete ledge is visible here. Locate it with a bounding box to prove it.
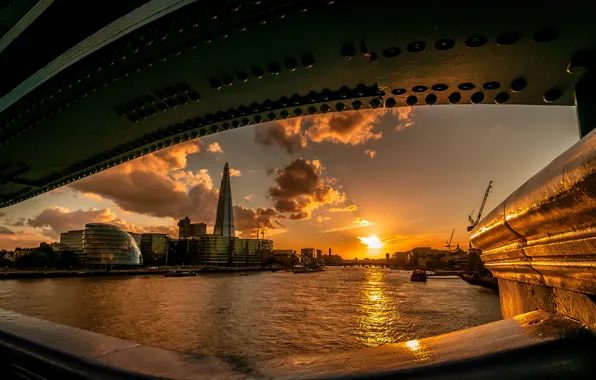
[1,308,595,379]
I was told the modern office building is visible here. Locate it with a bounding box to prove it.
[189,222,207,237]
[140,233,169,265]
[128,232,142,247]
[178,217,191,239]
[82,223,143,267]
[198,235,271,266]
[169,238,200,266]
[59,230,86,264]
[213,162,235,237]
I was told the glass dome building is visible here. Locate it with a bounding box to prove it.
[82,223,143,267]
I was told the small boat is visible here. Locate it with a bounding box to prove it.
[239,272,248,275]
[292,265,307,273]
[410,269,427,282]
[164,271,196,277]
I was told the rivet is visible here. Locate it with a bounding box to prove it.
[268,61,281,75]
[339,86,350,98]
[495,92,510,104]
[307,91,318,102]
[191,131,199,138]
[222,74,234,86]
[465,35,487,48]
[435,39,455,50]
[321,104,330,113]
[186,38,199,49]
[425,94,437,105]
[208,8,218,20]
[430,84,447,92]
[496,31,520,45]
[471,92,485,104]
[285,57,298,71]
[385,98,396,108]
[170,20,183,34]
[147,107,157,116]
[407,41,426,53]
[543,88,562,103]
[232,120,240,128]
[157,53,168,62]
[263,99,274,109]
[254,115,263,123]
[238,105,248,115]
[336,102,346,111]
[341,43,356,59]
[392,88,407,95]
[176,94,189,105]
[276,11,286,19]
[252,67,264,78]
[448,92,462,104]
[242,118,250,126]
[321,89,331,101]
[203,35,212,44]
[292,94,301,105]
[406,96,418,106]
[210,78,222,89]
[267,113,276,121]
[236,22,247,32]
[294,108,303,116]
[157,103,167,112]
[458,83,475,91]
[533,26,559,43]
[156,29,168,41]
[115,106,127,116]
[412,85,428,93]
[189,91,201,102]
[356,84,367,96]
[510,77,527,92]
[237,71,249,82]
[250,102,260,113]
[167,98,178,108]
[308,106,317,114]
[275,97,288,107]
[281,110,289,119]
[256,15,267,25]
[301,54,315,68]
[482,81,501,90]
[382,46,401,58]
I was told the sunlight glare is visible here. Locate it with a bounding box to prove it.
[358,235,384,249]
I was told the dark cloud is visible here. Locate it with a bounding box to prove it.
[268,158,345,219]
[26,207,177,239]
[0,226,15,235]
[6,218,25,227]
[69,142,219,224]
[254,119,306,154]
[233,206,283,238]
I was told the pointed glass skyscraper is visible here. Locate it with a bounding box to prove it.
[213,162,235,237]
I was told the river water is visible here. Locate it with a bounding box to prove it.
[0,267,501,359]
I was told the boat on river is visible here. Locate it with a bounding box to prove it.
[164,271,196,277]
[410,269,427,282]
[292,260,327,274]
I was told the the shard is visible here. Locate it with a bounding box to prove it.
[213,162,235,237]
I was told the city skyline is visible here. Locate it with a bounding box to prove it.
[0,106,580,258]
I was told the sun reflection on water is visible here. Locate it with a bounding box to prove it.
[404,339,431,362]
[356,269,395,347]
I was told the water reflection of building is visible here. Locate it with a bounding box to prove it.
[82,224,143,267]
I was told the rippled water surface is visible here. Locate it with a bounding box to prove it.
[0,267,501,358]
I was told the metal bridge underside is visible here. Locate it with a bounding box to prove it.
[1,0,595,208]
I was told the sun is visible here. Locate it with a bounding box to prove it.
[357,235,384,249]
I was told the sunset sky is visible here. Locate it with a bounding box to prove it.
[0,105,579,258]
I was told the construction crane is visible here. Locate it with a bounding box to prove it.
[445,228,455,251]
[467,181,493,232]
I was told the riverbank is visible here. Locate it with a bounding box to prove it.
[0,266,290,280]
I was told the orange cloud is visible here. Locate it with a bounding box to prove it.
[243,194,253,202]
[364,149,376,159]
[329,205,357,213]
[207,142,223,153]
[322,217,375,233]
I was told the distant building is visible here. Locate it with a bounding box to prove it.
[178,217,191,239]
[169,238,200,266]
[59,230,86,264]
[189,223,207,237]
[128,232,142,247]
[316,249,322,259]
[198,235,271,266]
[140,233,169,265]
[262,249,296,266]
[300,247,316,262]
[385,253,390,260]
[83,224,142,267]
[394,252,408,266]
[213,162,235,237]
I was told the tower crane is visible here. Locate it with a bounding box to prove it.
[467,181,493,232]
[445,228,455,251]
